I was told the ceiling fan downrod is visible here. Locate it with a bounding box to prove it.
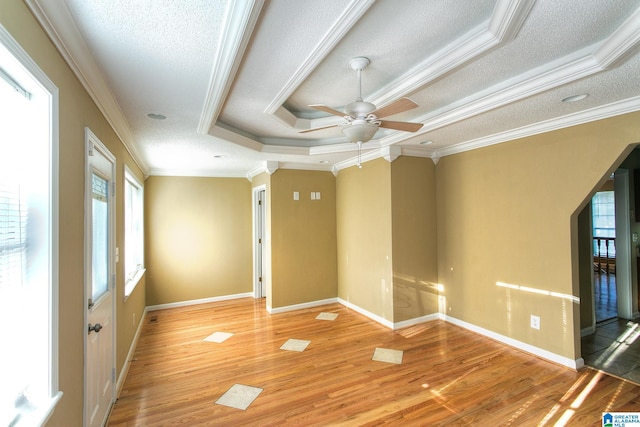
[350,57,370,103]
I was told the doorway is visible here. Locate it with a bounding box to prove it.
[592,183,617,322]
[84,129,116,427]
[581,163,640,383]
[253,185,266,298]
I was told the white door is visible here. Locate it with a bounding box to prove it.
[85,130,115,427]
[254,187,266,298]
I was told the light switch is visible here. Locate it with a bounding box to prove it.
[311,192,316,200]
[315,192,321,200]
[293,191,299,201]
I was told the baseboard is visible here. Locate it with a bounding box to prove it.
[337,298,394,329]
[268,298,338,314]
[444,314,583,370]
[334,299,583,370]
[581,324,596,337]
[115,306,148,396]
[393,313,442,330]
[146,292,254,312]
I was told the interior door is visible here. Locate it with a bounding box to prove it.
[85,130,115,427]
[258,189,266,297]
[254,187,266,298]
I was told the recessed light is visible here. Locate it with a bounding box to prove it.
[147,113,167,120]
[213,155,225,159]
[420,140,433,145]
[561,94,588,103]
[319,160,329,164]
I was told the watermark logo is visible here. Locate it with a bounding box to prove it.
[603,412,640,426]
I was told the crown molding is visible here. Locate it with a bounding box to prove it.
[25,0,147,173]
[247,160,279,180]
[147,168,249,178]
[382,146,402,163]
[269,0,535,134]
[370,0,535,108]
[198,0,264,135]
[435,95,640,158]
[263,0,375,116]
[593,5,640,68]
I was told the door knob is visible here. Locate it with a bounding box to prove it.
[88,323,103,334]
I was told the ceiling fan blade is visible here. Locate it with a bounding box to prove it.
[298,124,338,134]
[379,120,423,132]
[309,104,347,117]
[373,98,418,118]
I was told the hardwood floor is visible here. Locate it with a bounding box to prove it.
[594,271,617,322]
[108,298,640,426]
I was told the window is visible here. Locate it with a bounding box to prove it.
[592,190,616,257]
[124,167,144,297]
[0,28,61,426]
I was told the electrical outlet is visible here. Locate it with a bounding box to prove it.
[530,314,540,330]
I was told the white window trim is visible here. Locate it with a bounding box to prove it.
[0,25,62,424]
[124,166,144,299]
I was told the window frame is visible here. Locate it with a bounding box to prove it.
[123,166,145,299]
[0,24,61,425]
[592,190,616,257]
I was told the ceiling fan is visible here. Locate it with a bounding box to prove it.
[300,57,424,158]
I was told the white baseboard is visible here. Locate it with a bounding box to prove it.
[268,297,338,314]
[146,292,254,311]
[393,313,441,330]
[337,298,394,329]
[444,314,583,370]
[334,299,583,370]
[115,306,148,396]
[581,325,596,337]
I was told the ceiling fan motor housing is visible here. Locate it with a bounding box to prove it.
[344,100,376,118]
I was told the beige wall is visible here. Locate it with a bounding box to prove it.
[436,112,640,360]
[270,169,338,308]
[337,158,394,320]
[0,2,147,425]
[391,156,438,322]
[144,176,252,306]
[8,0,640,422]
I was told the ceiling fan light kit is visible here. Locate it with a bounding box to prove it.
[340,121,379,144]
[303,57,424,168]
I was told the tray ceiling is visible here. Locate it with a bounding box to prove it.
[26,0,640,177]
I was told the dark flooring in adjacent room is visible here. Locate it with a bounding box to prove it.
[581,271,640,384]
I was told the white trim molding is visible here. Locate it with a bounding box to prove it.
[443,315,584,370]
[335,297,584,370]
[146,292,254,312]
[268,298,338,315]
[337,298,394,329]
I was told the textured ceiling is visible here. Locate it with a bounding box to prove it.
[26,0,640,178]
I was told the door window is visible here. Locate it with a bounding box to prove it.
[92,173,109,302]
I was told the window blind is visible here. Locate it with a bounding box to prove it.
[0,183,26,289]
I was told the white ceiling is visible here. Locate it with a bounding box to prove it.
[26,0,640,178]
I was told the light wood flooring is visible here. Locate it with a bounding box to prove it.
[108,298,640,426]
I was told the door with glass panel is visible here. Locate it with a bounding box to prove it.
[85,130,115,427]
